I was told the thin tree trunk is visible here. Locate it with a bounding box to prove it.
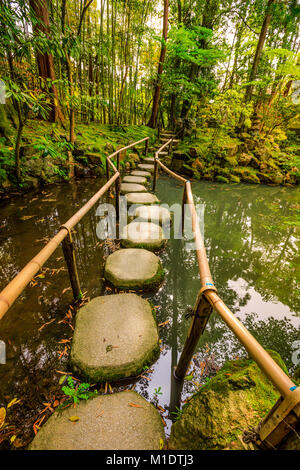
[147,0,169,128]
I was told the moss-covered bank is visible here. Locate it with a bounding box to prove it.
[171,127,299,186]
[0,120,156,194]
[168,350,297,450]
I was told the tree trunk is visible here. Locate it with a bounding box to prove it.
[29,0,64,123]
[147,0,169,128]
[244,0,275,103]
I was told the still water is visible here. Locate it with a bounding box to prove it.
[0,175,299,443]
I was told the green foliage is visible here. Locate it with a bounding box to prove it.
[61,377,97,404]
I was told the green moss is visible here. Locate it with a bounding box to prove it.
[169,350,288,450]
[216,175,229,183]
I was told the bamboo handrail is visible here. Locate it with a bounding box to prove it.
[0,136,150,321]
[154,148,297,398]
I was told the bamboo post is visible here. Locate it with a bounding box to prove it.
[169,139,173,154]
[181,182,187,238]
[106,159,110,182]
[158,125,160,141]
[152,154,158,191]
[145,138,149,157]
[175,291,213,380]
[61,229,82,301]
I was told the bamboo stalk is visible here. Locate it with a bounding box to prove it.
[61,230,82,301]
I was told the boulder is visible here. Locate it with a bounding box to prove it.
[169,351,287,450]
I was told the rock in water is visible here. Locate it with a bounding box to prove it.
[104,248,164,290]
[70,294,159,382]
[169,350,288,450]
[123,175,148,184]
[29,391,165,450]
[131,170,152,178]
[121,221,166,251]
[132,205,171,226]
[137,164,155,173]
[120,183,147,194]
[125,192,159,206]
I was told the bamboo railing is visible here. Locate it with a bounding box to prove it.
[154,137,299,449]
[0,137,149,321]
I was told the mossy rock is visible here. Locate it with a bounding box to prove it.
[169,350,288,450]
[215,175,229,184]
[230,175,240,183]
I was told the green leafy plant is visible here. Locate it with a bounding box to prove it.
[61,377,97,404]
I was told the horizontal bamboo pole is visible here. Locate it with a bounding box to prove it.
[0,172,119,321]
[108,136,149,160]
[157,159,187,184]
[185,181,215,290]
[205,290,295,397]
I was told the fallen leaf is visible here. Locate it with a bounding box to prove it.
[7,398,21,408]
[20,215,36,221]
[69,416,79,422]
[0,408,6,429]
[10,435,16,443]
[129,403,143,409]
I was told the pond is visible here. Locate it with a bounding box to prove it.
[0,175,299,446]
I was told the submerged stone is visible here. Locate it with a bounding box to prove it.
[131,170,152,178]
[169,350,288,450]
[125,192,159,206]
[70,294,159,382]
[123,175,147,184]
[132,205,171,225]
[120,183,147,194]
[29,391,165,450]
[121,221,166,251]
[104,248,164,290]
[138,163,155,172]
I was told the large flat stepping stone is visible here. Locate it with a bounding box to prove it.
[120,183,147,194]
[29,391,165,450]
[121,221,166,251]
[125,192,159,206]
[104,248,164,290]
[70,294,159,382]
[123,175,147,184]
[143,157,155,162]
[138,163,155,173]
[132,205,171,225]
[131,170,151,178]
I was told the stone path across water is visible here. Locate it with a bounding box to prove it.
[29,130,177,450]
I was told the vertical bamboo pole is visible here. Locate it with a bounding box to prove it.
[115,153,120,227]
[145,138,149,157]
[152,153,158,191]
[181,182,187,238]
[169,139,173,154]
[175,291,213,380]
[106,158,110,182]
[61,230,82,301]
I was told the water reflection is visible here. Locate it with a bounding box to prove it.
[0,176,299,442]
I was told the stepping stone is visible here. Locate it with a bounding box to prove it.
[125,192,159,206]
[131,170,151,179]
[143,157,155,162]
[104,248,164,290]
[29,391,165,450]
[123,175,147,184]
[138,164,155,173]
[132,205,171,225]
[120,183,147,194]
[121,222,166,251]
[70,294,159,382]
